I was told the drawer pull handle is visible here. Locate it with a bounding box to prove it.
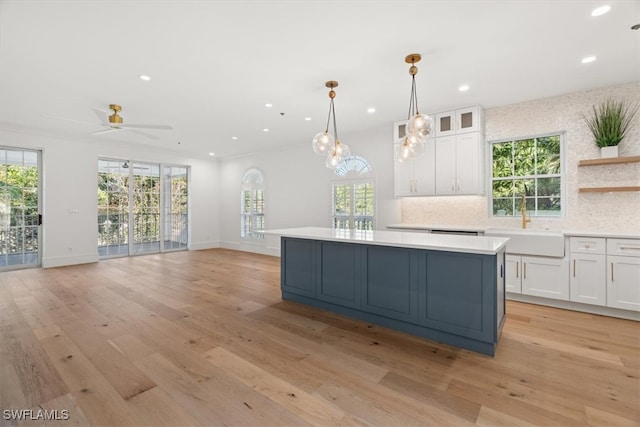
[619,245,640,251]
[585,243,590,249]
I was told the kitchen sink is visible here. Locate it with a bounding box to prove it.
[484,228,564,257]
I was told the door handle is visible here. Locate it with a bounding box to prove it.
[38,214,42,226]
[573,259,576,277]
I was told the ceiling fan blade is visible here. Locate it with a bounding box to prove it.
[121,124,173,130]
[90,128,119,136]
[43,114,99,126]
[91,107,109,125]
[123,128,159,139]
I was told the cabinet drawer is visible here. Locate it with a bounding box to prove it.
[607,238,640,257]
[570,237,605,255]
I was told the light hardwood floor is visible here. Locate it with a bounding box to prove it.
[1,249,638,426]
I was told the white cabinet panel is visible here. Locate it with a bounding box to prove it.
[570,253,606,306]
[393,138,435,197]
[607,255,640,311]
[435,133,482,195]
[607,238,640,257]
[456,106,481,134]
[570,237,606,255]
[521,256,569,300]
[505,254,521,293]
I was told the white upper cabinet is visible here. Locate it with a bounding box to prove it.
[435,106,482,137]
[435,132,483,196]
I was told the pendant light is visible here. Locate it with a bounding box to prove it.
[396,53,433,162]
[312,81,350,169]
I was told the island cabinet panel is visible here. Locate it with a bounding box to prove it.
[317,242,361,309]
[279,237,504,356]
[281,238,316,298]
[418,252,497,342]
[361,246,418,323]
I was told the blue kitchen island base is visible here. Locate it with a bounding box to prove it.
[279,235,506,356]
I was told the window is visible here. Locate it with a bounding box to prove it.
[491,133,563,217]
[332,156,375,230]
[241,168,264,239]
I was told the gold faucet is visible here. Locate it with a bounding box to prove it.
[521,195,531,229]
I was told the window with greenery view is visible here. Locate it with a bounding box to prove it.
[241,169,264,239]
[332,156,375,230]
[491,134,563,217]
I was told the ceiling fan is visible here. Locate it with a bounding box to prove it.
[88,104,173,139]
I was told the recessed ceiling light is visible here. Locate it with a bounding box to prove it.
[459,84,470,92]
[591,5,611,17]
[263,128,269,132]
[304,117,312,121]
[265,103,273,108]
[139,75,151,81]
[231,136,238,140]
[209,152,215,156]
[367,107,376,114]
[581,56,597,64]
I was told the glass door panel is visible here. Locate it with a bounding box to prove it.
[98,160,130,257]
[131,162,160,254]
[0,148,41,269]
[163,166,189,251]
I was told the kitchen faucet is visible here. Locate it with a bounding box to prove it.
[521,194,531,229]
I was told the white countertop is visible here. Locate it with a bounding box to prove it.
[387,224,640,240]
[264,227,509,255]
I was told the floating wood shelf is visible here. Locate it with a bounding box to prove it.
[579,186,640,193]
[578,155,640,167]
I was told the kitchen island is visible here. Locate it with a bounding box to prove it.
[264,227,509,356]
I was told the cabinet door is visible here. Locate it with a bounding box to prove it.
[435,135,456,195]
[456,106,481,134]
[570,254,606,306]
[393,120,408,143]
[394,147,417,197]
[317,242,360,309]
[361,246,418,322]
[435,111,455,137]
[281,238,316,298]
[455,133,481,195]
[394,140,436,197]
[505,255,521,293]
[521,256,569,300]
[607,255,640,311]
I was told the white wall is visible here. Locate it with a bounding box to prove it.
[218,123,401,256]
[0,126,220,267]
[401,81,640,235]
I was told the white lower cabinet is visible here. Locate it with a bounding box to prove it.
[569,237,606,306]
[506,255,568,300]
[505,255,522,293]
[607,255,640,311]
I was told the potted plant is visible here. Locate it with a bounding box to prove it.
[582,98,638,158]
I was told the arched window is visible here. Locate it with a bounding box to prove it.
[331,156,375,230]
[241,168,264,239]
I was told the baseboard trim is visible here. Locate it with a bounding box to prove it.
[507,292,640,321]
[42,254,98,269]
[189,241,221,250]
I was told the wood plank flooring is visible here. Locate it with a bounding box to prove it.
[1,248,638,426]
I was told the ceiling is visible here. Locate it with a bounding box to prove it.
[1,1,638,160]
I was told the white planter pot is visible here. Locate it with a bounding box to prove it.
[600,146,619,158]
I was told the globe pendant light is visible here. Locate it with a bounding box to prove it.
[313,81,350,169]
[398,53,433,161]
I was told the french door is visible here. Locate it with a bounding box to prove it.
[98,159,188,258]
[0,148,41,270]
